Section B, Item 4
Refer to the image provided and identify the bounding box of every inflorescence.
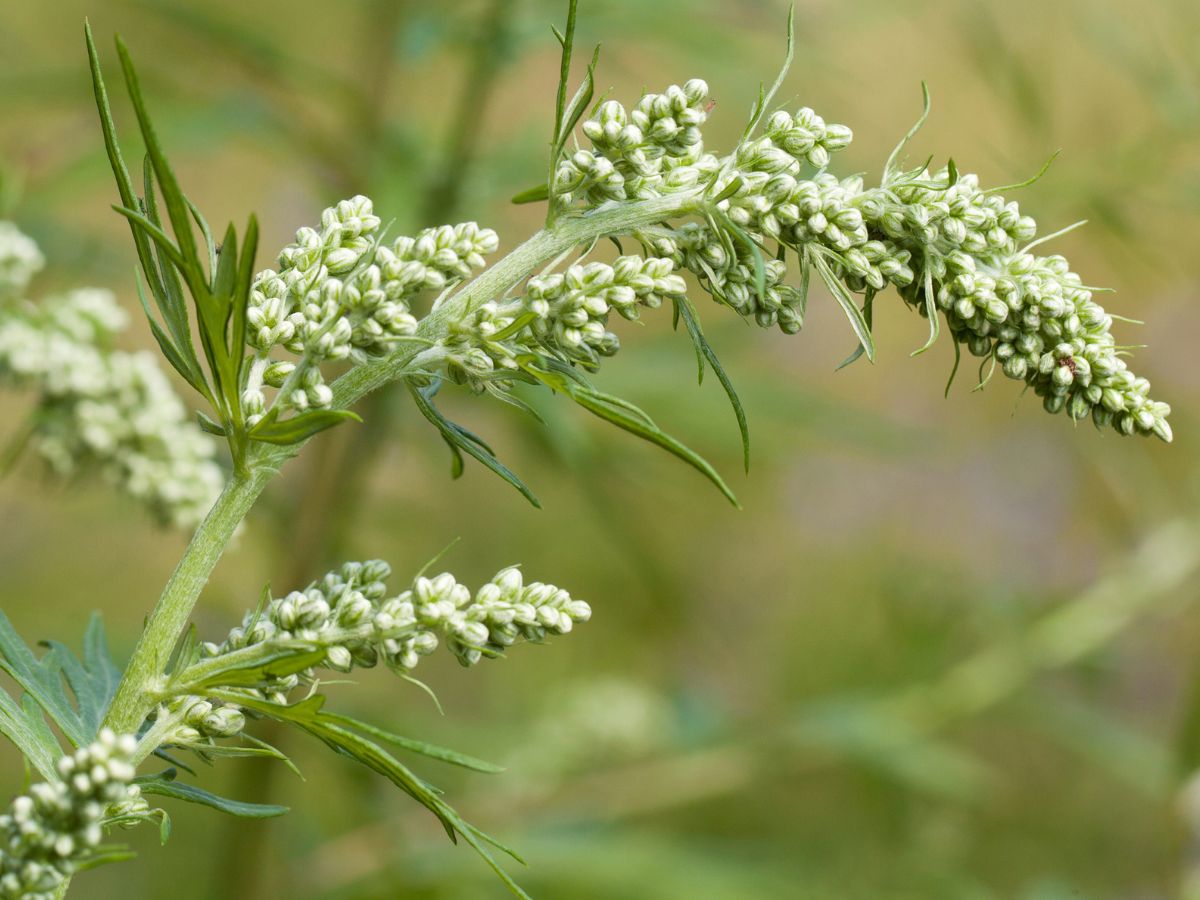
[0,223,224,527]
[162,561,591,746]
[243,197,498,424]
[0,731,143,900]
[377,78,1168,440]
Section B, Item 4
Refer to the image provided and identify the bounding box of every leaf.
[41,613,122,740]
[142,160,203,382]
[674,297,750,472]
[105,805,171,845]
[511,184,550,205]
[709,176,744,204]
[114,35,202,278]
[0,609,87,746]
[0,688,61,780]
[211,222,239,307]
[911,267,940,356]
[188,198,219,280]
[883,81,932,184]
[110,204,186,270]
[407,381,540,507]
[554,44,600,164]
[519,357,739,507]
[944,336,962,398]
[210,691,531,898]
[808,248,875,364]
[173,642,328,693]
[986,149,1061,195]
[195,410,227,436]
[712,210,767,310]
[249,408,362,446]
[239,732,303,779]
[551,0,580,148]
[136,771,289,818]
[134,267,208,395]
[320,712,504,774]
[231,213,259,384]
[835,290,876,371]
[72,847,138,872]
[86,23,186,340]
[741,4,796,141]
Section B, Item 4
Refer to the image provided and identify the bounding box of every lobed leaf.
[41,613,122,740]
[0,609,87,747]
[0,688,61,780]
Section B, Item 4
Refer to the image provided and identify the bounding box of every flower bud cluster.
[0,266,225,527]
[876,168,1171,439]
[650,226,807,333]
[243,196,498,421]
[0,221,44,298]
[165,697,248,744]
[762,107,853,170]
[176,561,590,739]
[557,79,719,205]
[0,730,142,899]
[555,76,1169,438]
[438,254,689,386]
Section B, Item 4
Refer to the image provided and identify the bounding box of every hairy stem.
[102,467,280,734]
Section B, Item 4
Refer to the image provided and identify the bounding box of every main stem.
[102,468,276,734]
[100,189,700,738]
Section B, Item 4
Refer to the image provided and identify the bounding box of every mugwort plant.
[0,2,1170,896]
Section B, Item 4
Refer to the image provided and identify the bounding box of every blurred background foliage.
[0,0,1197,896]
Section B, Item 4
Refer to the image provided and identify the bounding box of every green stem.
[98,188,700,742]
[102,466,280,734]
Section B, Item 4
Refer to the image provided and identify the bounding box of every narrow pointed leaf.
[552,0,579,147]
[136,773,288,818]
[809,248,874,363]
[675,297,751,472]
[884,81,932,183]
[511,184,550,205]
[114,35,201,274]
[249,409,361,446]
[40,614,121,740]
[520,358,738,507]
[912,267,939,356]
[835,290,876,370]
[741,5,795,140]
[408,382,540,507]
[321,712,504,773]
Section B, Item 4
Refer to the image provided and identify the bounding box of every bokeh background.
[1,0,1198,896]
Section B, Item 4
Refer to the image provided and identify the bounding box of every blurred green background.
[1,0,1198,896]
